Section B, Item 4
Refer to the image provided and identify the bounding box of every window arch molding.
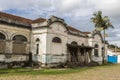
[0,32,6,40]
[52,37,62,43]
[0,31,8,40]
[36,38,40,42]
[81,43,84,46]
[12,35,28,42]
[71,41,78,46]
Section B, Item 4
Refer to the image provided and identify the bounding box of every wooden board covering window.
[0,41,5,53]
[13,43,27,54]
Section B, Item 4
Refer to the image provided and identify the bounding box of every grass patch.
[0,67,91,76]
[27,68,89,75]
[0,63,117,76]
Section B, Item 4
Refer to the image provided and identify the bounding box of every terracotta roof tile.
[0,11,33,24]
[0,11,92,34]
[32,18,46,23]
[67,26,82,33]
[83,32,91,34]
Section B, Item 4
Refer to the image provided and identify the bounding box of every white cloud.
[110,41,120,46]
[54,0,82,12]
[0,0,52,10]
[89,0,120,18]
[0,0,120,46]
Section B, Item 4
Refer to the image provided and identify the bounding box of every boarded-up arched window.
[52,37,61,43]
[0,32,6,53]
[12,35,28,54]
[0,32,6,40]
[94,44,99,57]
[13,35,27,42]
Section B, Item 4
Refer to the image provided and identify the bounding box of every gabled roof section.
[32,18,46,23]
[48,16,65,25]
[0,12,92,36]
[67,26,89,37]
[67,26,82,33]
[92,30,103,42]
[0,11,32,27]
[51,16,64,21]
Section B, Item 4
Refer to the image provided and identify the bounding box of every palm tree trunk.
[102,29,105,64]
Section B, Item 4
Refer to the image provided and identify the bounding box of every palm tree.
[91,11,114,64]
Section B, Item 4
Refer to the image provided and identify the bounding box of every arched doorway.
[69,41,78,62]
[0,32,6,53]
[12,35,28,54]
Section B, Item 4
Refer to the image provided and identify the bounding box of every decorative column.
[84,48,86,64]
[26,42,30,61]
[67,47,71,62]
[88,49,93,62]
[26,42,30,54]
[5,40,13,63]
[5,40,13,54]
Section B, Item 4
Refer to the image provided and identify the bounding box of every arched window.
[36,38,40,42]
[12,35,28,54]
[71,41,78,46]
[12,35,27,42]
[0,32,6,53]
[52,37,61,43]
[0,32,6,40]
[102,47,105,56]
[36,38,40,54]
[36,44,39,54]
[94,44,99,57]
[102,47,104,50]
[81,43,84,46]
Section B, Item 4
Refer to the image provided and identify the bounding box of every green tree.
[91,11,114,64]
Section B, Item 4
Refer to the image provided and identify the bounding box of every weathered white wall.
[67,34,88,46]
[92,34,102,56]
[46,22,68,63]
[91,34,103,63]
[117,55,120,63]
[0,54,5,61]
[31,20,106,65]
[0,24,30,41]
[31,21,47,28]
[0,24,31,62]
[31,28,48,62]
[0,24,31,53]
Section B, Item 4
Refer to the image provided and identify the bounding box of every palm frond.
[91,11,114,30]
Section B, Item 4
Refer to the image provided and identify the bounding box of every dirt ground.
[0,64,120,80]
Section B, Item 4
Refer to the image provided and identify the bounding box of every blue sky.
[0,0,120,46]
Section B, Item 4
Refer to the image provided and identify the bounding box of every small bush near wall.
[87,61,100,67]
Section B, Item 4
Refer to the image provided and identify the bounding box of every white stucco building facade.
[0,12,108,68]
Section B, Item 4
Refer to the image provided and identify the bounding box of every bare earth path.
[0,64,120,80]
